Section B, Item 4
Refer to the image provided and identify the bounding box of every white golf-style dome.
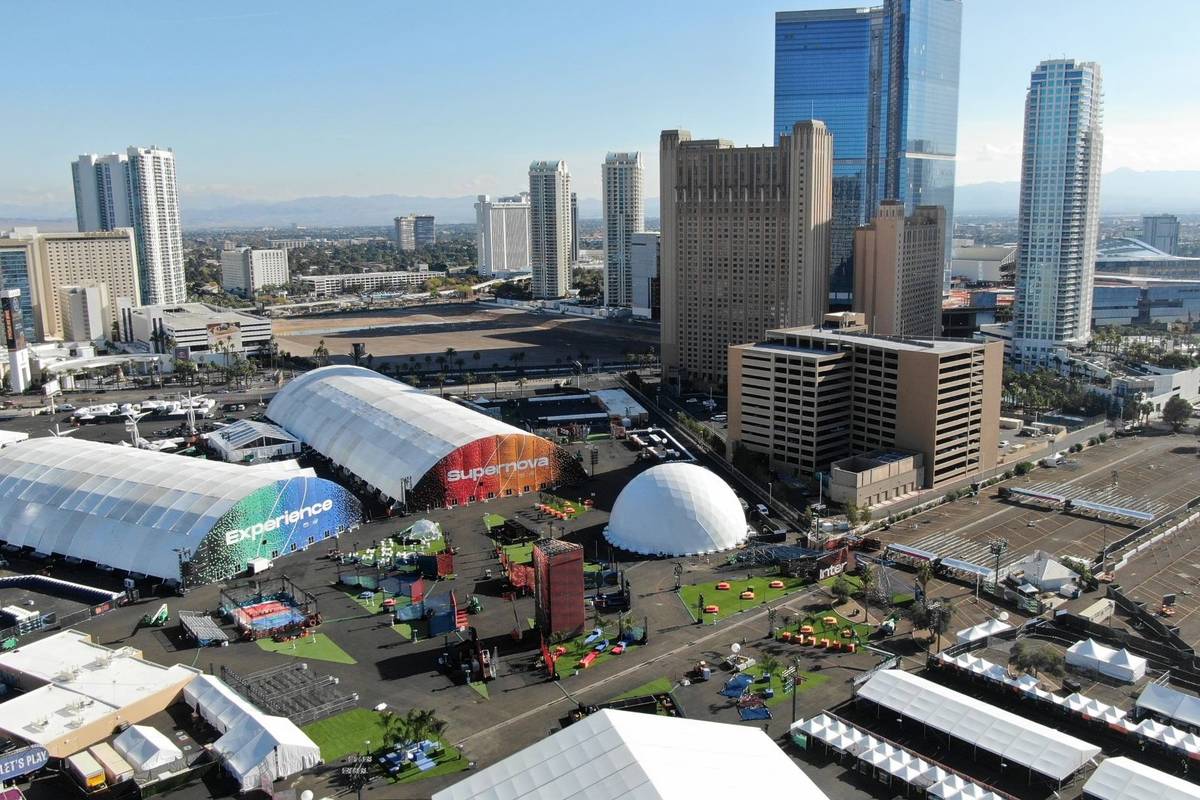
[605,463,748,556]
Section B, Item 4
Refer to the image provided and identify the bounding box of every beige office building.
[0,228,139,342]
[728,326,1001,489]
[853,202,945,337]
[660,122,832,389]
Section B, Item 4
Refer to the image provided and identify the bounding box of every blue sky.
[3,0,1196,211]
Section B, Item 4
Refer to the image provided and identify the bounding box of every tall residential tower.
[529,161,573,299]
[660,123,832,389]
[1012,59,1104,366]
[601,152,645,307]
[775,0,962,303]
[72,147,186,305]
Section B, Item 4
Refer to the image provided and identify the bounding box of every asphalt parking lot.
[883,432,1200,574]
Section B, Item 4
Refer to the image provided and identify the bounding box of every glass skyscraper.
[1012,60,1104,366]
[0,243,37,342]
[775,0,961,303]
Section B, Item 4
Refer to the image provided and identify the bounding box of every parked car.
[754,503,770,518]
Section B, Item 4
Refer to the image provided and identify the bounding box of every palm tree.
[312,339,330,367]
[515,376,527,397]
[472,351,481,365]
[915,561,933,610]
[859,565,876,622]
[405,373,419,387]
[464,372,476,396]
[488,372,501,397]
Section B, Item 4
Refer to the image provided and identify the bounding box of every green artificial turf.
[256,633,357,664]
[502,542,534,564]
[678,575,809,622]
[303,708,388,762]
[611,677,673,701]
[785,608,872,642]
[552,624,634,678]
[482,513,507,530]
[740,663,830,707]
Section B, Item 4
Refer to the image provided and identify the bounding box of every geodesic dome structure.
[604,463,748,556]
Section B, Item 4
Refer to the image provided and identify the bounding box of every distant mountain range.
[3,168,1196,230]
[955,168,1200,215]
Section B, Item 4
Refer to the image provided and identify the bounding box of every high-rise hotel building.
[601,152,645,307]
[529,161,573,299]
[660,123,833,389]
[72,147,185,305]
[1012,60,1103,366]
[775,0,962,302]
[474,194,531,277]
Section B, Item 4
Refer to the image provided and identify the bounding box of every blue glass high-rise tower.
[775,0,961,304]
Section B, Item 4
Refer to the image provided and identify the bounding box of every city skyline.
[2,0,1197,215]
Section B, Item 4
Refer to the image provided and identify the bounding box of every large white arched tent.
[268,365,583,508]
[604,463,749,556]
[0,437,361,584]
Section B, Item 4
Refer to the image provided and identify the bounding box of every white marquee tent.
[268,365,552,502]
[1065,639,1148,684]
[113,725,184,772]
[604,463,749,556]
[856,669,1101,782]
[0,437,307,580]
[955,618,1014,644]
[1136,683,1200,730]
[1082,756,1198,800]
[183,674,320,790]
[433,708,829,800]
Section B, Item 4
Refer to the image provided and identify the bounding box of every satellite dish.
[730,642,741,654]
[998,612,1010,622]
[301,792,314,800]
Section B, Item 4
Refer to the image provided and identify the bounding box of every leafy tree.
[1009,639,1064,677]
[830,575,852,604]
[312,339,330,367]
[915,561,933,609]
[1163,396,1194,431]
[845,503,861,525]
[758,653,781,678]
[1014,461,1033,476]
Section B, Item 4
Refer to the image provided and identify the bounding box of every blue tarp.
[738,706,772,721]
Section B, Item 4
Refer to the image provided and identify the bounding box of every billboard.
[206,321,242,352]
[412,433,585,508]
[0,293,25,351]
[0,745,49,782]
[190,476,361,583]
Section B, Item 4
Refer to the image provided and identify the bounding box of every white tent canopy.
[856,669,1101,781]
[1082,756,1199,800]
[1005,550,1078,591]
[956,618,1014,644]
[1136,683,1200,730]
[604,463,749,556]
[183,674,320,790]
[268,365,554,501]
[404,519,442,543]
[0,438,293,579]
[1066,639,1147,684]
[113,725,184,772]
[434,708,830,800]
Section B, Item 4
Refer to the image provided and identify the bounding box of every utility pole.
[988,538,1008,591]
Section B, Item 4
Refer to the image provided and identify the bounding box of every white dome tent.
[604,463,749,556]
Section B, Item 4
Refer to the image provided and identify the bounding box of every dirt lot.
[272,303,658,370]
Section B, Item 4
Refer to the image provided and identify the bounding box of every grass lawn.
[482,513,506,530]
[552,625,633,678]
[303,708,387,762]
[740,663,830,707]
[541,494,588,518]
[819,574,863,591]
[611,677,673,701]
[339,588,415,640]
[785,608,872,642]
[502,541,534,564]
[257,633,356,665]
[303,709,469,786]
[678,575,809,622]
[392,740,468,786]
